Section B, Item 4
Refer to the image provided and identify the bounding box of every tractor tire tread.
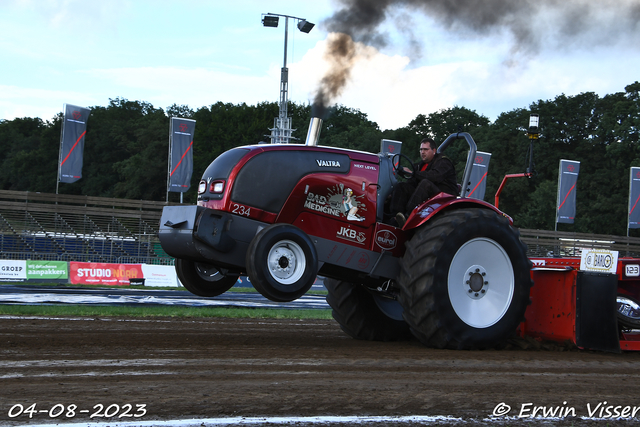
[325,278,412,342]
[397,208,532,350]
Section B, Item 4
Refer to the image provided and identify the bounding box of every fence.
[1,189,639,262]
[0,190,177,265]
[519,229,640,258]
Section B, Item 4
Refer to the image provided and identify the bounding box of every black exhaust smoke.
[313,0,640,112]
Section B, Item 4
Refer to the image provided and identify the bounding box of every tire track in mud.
[1,316,640,426]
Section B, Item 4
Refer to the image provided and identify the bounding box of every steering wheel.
[391,153,416,180]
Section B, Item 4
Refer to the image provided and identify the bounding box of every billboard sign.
[70,262,144,286]
[0,260,27,281]
[140,264,180,287]
[26,261,68,280]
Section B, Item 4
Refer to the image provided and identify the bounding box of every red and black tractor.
[159,117,533,350]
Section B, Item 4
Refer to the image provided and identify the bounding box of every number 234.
[232,204,251,217]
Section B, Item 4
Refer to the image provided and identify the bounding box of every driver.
[390,137,458,226]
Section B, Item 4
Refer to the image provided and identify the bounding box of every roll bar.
[437,132,477,199]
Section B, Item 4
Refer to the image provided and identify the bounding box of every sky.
[1,0,640,131]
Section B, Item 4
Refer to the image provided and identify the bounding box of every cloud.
[82,66,279,109]
[0,85,94,121]
[11,0,131,33]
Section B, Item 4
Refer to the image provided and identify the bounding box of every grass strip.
[0,304,333,320]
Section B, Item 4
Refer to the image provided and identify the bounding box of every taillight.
[210,180,225,193]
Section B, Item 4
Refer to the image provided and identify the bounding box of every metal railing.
[0,190,178,264]
[520,229,640,258]
[2,190,640,263]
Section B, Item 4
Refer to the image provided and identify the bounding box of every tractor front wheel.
[397,208,532,349]
[246,224,318,302]
[175,259,238,297]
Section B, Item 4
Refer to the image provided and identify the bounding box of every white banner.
[141,264,181,287]
[0,260,27,281]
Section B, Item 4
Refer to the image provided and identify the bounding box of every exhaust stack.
[305,117,323,146]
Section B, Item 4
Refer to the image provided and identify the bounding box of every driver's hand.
[403,167,412,173]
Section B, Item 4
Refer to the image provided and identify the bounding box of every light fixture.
[262,15,279,27]
[210,181,225,194]
[297,19,315,33]
[528,113,539,134]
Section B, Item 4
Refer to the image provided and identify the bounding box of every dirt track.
[2,315,640,426]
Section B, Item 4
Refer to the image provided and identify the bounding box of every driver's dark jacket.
[413,152,458,196]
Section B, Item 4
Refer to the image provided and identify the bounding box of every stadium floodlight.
[529,113,540,134]
[262,15,279,27]
[297,19,315,33]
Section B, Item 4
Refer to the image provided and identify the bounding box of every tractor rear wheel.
[175,258,238,297]
[325,278,412,341]
[397,208,532,349]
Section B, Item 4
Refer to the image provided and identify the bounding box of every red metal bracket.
[494,172,532,208]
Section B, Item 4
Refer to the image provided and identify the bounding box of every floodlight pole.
[494,114,539,209]
[276,15,291,145]
[262,13,314,144]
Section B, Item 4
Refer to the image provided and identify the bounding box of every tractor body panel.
[403,194,510,230]
[524,257,640,352]
[160,143,406,284]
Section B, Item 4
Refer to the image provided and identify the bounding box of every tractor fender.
[403,194,512,231]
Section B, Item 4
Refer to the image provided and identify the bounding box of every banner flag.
[380,139,402,157]
[556,159,580,224]
[168,118,196,192]
[467,151,491,200]
[629,167,640,229]
[58,104,90,184]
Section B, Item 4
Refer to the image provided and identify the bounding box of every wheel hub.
[448,237,515,329]
[277,253,290,269]
[271,247,295,279]
[195,263,223,281]
[266,240,306,285]
[465,265,488,300]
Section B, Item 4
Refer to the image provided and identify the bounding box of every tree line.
[1,81,639,236]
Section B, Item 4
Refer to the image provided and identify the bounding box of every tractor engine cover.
[229,150,350,214]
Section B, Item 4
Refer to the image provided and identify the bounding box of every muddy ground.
[1,316,640,426]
